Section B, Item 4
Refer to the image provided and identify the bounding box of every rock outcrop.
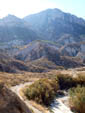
[0,84,32,113]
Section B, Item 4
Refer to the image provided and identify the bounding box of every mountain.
[15,40,83,69]
[0,49,58,73]
[60,42,85,61]
[0,84,31,113]
[0,49,29,73]
[0,8,85,71]
[0,15,38,48]
[24,8,85,44]
[23,8,85,62]
[0,8,85,49]
[0,9,85,48]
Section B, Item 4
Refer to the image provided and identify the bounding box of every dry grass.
[29,101,49,113]
[0,72,40,87]
[0,67,83,112]
[0,66,85,87]
[0,70,60,87]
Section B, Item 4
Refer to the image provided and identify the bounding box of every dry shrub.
[75,73,85,86]
[57,74,76,89]
[25,78,59,106]
[69,85,85,113]
[56,73,85,89]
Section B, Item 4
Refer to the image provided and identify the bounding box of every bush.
[57,73,85,90]
[57,74,76,89]
[69,85,85,113]
[75,73,85,86]
[25,78,59,106]
[0,82,4,90]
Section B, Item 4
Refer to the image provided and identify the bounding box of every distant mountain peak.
[40,8,63,13]
[1,14,22,24]
[3,14,20,20]
[0,14,25,28]
[24,8,85,26]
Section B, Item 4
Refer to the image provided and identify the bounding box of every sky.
[0,0,85,19]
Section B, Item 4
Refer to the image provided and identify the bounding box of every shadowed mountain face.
[0,50,30,73]
[0,42,83,73]
[15,41,83,69]
[15,41,60,62]
[0,49,60,73]
[0,15,38,48]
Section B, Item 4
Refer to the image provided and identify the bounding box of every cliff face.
[0,84,32,113]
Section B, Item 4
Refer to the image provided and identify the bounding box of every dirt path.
[10,82,43,113]
[10,82,73,113]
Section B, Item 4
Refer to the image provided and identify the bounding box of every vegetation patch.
[69,85,85,113]
[57,74,75,89]
[75,73,85,86]
[25,78,59,106]
[57,73,85,90]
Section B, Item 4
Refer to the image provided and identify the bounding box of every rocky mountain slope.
[24,8,85,44]
[0,84,31,113]
[0,49,59,73]
[0,15,38,48]
[60,42,85,61]
[0,8,85,48]
[0,8,85,71]
[15,40,83,69]
[0,49,30,73]
[23,9,85,62]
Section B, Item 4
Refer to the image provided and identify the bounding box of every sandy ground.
[50,96,73,113]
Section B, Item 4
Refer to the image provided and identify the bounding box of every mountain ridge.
[0,8,85,47]
[15,40,84,69]
[22,8,85,51]
[24,8,85,26]
[0,8,85,71]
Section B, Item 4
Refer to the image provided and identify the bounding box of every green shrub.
[25,78,59,106]
[69,85,85,113]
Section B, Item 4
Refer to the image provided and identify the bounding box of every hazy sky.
[0,0,85,19]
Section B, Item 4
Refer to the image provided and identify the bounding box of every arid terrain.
[0,7,85,113]
[0,67,85,113]
[0,67,85,87]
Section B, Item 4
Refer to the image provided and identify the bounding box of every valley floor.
[10,82,73,113]
[0,67,85,113]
